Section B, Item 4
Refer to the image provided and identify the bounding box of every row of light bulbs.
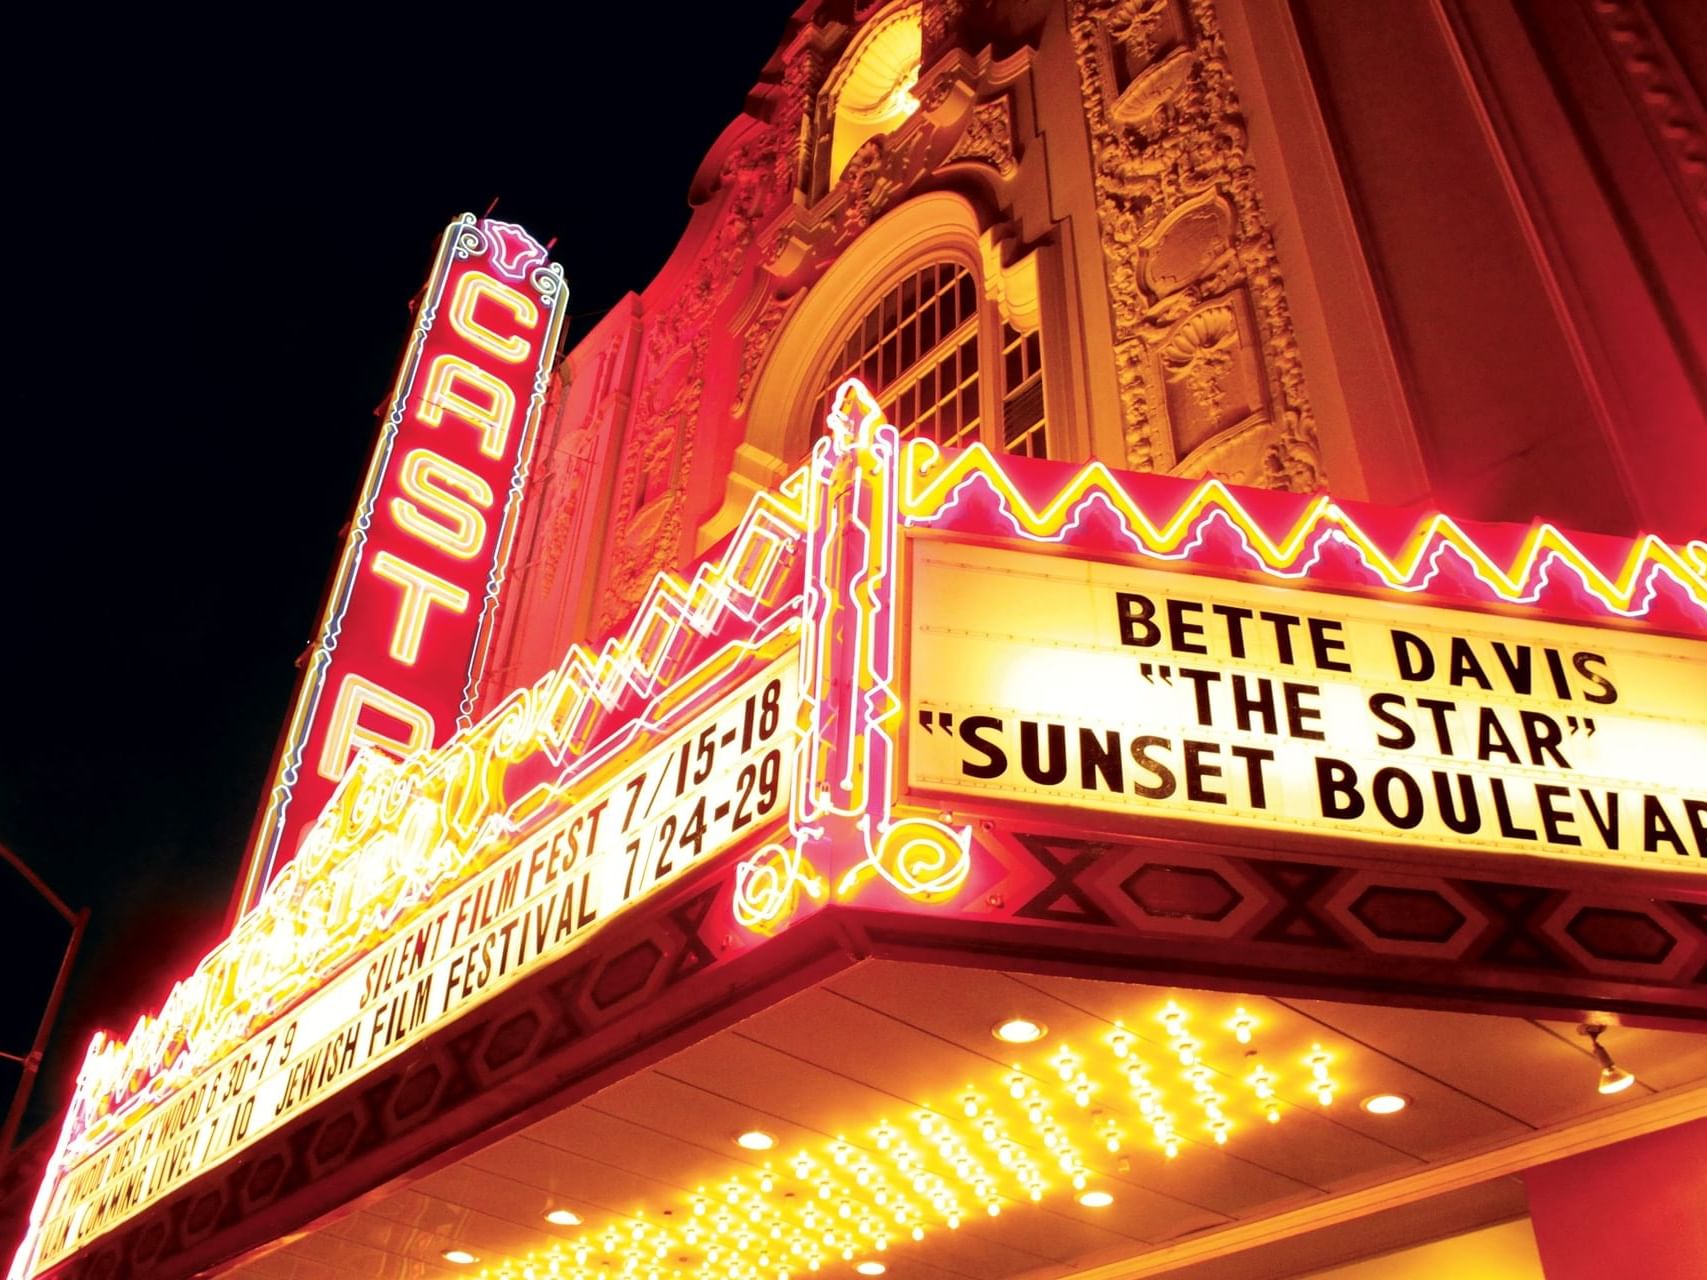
[443,1000,1387,1279]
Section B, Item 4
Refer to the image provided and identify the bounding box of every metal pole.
[0,842,76,925]
[0,842,86,1154]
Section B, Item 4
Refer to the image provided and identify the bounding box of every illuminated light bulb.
[1164,1139,1180,1159]
[1105,1133,1120,1154]
[874,1125,892,1151]
[947,1216,960,1231]
[1077,1190,1114,1209]
[962,1093,979,1118]
[1007,1074,1026,1100]
[1110,1028,1133,1058]
[1029,1186,1043,1202]
[546,1209,584,1228]
[1071,1171,1087,1191]
[1053,1050,1078,1082]
[1027,1103,1044,1125]
[1229,1009,1256,1045]
[1266,1105,1281,1125]
[838,1201,852,1220]
[1175,1038,1200,1067]
[738,1131,778,1152]
[918,1115,935,1137]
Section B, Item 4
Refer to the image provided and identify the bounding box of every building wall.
[478,0,1707,708]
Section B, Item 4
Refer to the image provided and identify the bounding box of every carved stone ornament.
[944,94,1018,176]
[1581,0,1707,239]
[1069,0,1322,489]
[597,120,796,632]
[733,293,795,415]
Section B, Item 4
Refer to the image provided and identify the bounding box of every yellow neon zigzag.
[899,439,1707,619]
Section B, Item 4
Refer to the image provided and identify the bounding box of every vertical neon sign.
[233,215,567,916]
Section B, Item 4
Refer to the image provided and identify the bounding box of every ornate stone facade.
[1069,0,1322,488]
[493,0,1334,688]
[595,125,796,635]
[1579,0,1707,239]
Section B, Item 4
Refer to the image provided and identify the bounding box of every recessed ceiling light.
[736,1129,777,1151]
[1077,1189,1114,1208]
[442,1249,478,1265]
[992,1017,1047,1044]
[545,1208,583,1226]
[856,1263,887,1276]
[1360,1093,1410,1115]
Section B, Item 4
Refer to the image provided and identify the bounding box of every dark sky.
[0,8,797,1140]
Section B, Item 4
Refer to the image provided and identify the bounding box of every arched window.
[810,260,1049,458]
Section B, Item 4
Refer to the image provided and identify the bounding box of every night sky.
[0,8,797,1140]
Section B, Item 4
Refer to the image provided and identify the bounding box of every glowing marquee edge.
[17,376,1707,1277]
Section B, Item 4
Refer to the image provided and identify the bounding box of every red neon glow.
[235,215,567,914]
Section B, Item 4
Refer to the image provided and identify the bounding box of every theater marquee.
[15,376,1707,1280]
[907,542,1705,870]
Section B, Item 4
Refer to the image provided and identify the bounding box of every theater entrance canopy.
[16,382,1707,1280]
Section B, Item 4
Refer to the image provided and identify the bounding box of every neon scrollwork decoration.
[732,379,977,936]
[732,841,827,934]
[838,814,973,904]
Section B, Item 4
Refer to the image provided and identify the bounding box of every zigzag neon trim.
[898,439,1707,620]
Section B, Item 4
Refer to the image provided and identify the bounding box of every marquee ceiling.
[224,961,1707,1280]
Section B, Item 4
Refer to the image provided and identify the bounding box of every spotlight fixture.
[856,1263,888,1276]
[545,1208,583,1226]
[441,1249,478,1265]
[1077,1189,1114,1208]
[736,1129,778,1150]
[993,1017,1046,1044]
[1580,1024,1637,1095]
[1359,1093,1409,1116]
